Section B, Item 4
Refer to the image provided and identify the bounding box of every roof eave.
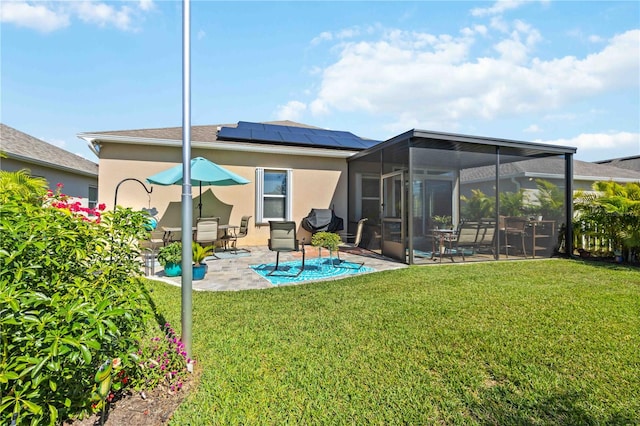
[350,129,577,162]
[5,152,98,178]
[574,174,640,183]
[410,129,577,154]
[77,134,359,159]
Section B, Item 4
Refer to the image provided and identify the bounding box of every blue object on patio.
[163,262,182,277]
[192,264,207,281]
[251,257,375,286]
[146,157,250,217]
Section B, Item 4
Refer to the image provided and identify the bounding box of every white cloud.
[73,2,134,31]
[303,26,639,129]
[311,31,333,46]
[536,132,640,151]
[524,124,542,133]
[311,26,375,46]
[197,29,206,40]
[138,0,154,12]
[471,0,526,17]
[274,101,307,121]
[0,1,69,33]
[489,16,510,33]
[1,0,153,33]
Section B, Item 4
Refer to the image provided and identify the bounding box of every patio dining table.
[162,224,239,250]
[161,226,196,246]
[431,229,456,263]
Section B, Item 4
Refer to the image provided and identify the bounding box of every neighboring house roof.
[595,155,640,172]
[1,123,98,177]
[462,157,640,184]
[78,120,380,159]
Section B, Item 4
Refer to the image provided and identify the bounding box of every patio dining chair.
[476,218,497,258]
[503,216,528,258]
[452,221,480,261]
[336,218,368,268]
[195,217,220,258]
[267,221,306,276]
[220,215,252,254]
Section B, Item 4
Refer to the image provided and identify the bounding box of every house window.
[255,168,293,224]
[88,186,98,210]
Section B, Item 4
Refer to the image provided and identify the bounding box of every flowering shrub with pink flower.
[45,183,106,222]
[0,173,192,425]
[132,322,192,393]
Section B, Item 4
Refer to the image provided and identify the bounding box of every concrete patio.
[145,245,407,291]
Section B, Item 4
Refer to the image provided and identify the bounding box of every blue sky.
[2,1,639,163]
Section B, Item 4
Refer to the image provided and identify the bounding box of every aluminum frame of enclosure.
[347,129,576,265]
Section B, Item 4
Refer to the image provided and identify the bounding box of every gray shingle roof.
[462,157,640,182]
[79,120,324,143]
[595,155,640,172]
[1,123,98,176]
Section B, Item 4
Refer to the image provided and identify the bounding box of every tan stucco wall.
[98,143,348,246]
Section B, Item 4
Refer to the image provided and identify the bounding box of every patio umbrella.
[146,157,250,217]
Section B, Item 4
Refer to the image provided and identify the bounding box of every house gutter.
[77,134,358,159]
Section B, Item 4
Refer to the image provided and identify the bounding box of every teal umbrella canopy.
[147,157,249,187]
[146,157,250,217]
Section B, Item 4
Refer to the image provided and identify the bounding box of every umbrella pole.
[199,182,202,218]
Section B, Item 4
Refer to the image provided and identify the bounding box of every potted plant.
[192,242,214,280]
[431,215,452,230]
[157,242,182,277]
[311,231,342,266]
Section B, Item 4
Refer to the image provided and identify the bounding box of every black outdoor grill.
[301,208,344,234]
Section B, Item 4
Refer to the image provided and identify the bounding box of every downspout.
[510,177,521,192]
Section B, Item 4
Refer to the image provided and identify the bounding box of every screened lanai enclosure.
[347,130,576,265]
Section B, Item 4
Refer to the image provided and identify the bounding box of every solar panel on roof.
[237,121,264,131]
[282,125,311,134]
[251,129,284,142]
[282,132,312,144]
[307,135,345,148]
[217,127,252,140]
[218,121,381,150]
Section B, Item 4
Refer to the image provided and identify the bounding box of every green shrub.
[311,231,342,252]
[157,242,182,267]
[574,181,640,262]
[192,242,214,266]
[0,184,159,424]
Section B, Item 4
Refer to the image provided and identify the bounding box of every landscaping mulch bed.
[66,374,195,426]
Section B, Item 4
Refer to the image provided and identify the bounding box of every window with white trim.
[88,186,98,210]
[255,168,293,224]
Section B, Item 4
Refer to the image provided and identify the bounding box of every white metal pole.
[181,0,193,360]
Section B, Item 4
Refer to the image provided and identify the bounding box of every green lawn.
[144,259,640,425]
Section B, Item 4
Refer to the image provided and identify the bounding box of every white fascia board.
[574,175,640,183]
[77,134,357,159]
[525,172,639,183]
